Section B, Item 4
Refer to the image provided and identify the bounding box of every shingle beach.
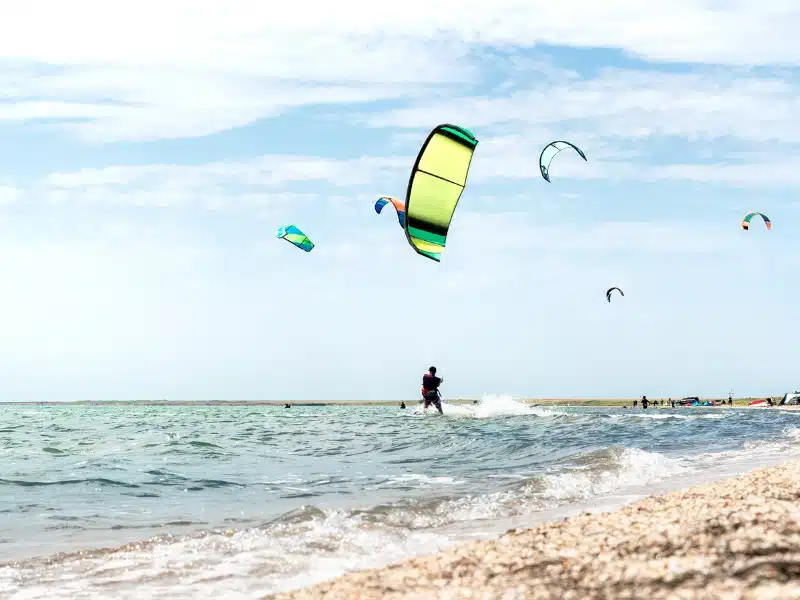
[269,462,800,600]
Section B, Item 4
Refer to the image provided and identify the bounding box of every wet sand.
[269,462,800,600]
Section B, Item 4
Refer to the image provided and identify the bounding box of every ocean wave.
[607,411,728,421]
[0,477,138,489]
[2,405,799,599]
[0,443,693,598]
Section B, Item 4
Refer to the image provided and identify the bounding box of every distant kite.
[539,141,587,183]
[374,196,406,228]
[276,225,314,252]
[741,211,771,231]
[606,287,624,302]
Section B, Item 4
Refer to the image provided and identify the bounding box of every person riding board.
[422,366,443,414]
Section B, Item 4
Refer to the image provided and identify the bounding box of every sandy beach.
[269,462,800,600]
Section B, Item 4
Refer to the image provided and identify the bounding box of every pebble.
[267,463,800,600]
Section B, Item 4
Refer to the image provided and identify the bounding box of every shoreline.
[269,461,800,600]
[0,397,784,407]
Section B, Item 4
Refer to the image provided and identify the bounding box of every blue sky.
[0,1,799,401]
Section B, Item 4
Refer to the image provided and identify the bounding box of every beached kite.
[741,211,771,231]
[276,225,314,252]
[539,141,587,183]
[403,124,478,262]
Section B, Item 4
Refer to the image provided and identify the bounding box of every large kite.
[403,124,478,262]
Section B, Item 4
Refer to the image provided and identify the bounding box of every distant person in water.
[728,395,733,407]
[422,366,443,414]
[285,403,291,408]
[400,401,406,409]
[641,395,649,409]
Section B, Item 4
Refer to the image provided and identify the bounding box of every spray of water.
[413,393,559,419]
[414,393,544,418]
[470,394,540,418]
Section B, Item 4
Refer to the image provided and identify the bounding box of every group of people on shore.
[630,395,735,409]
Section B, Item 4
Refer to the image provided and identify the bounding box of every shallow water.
[0,397,797,599]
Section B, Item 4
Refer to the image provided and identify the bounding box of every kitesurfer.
[400,401,406,409]
[422,366,443,414]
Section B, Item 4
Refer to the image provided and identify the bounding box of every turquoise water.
[0,397,798,599]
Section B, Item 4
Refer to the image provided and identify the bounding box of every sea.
[0,396,798,599]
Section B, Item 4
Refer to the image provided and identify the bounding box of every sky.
[0,1,799,401]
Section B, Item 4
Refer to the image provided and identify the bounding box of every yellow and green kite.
[403,124,478,262]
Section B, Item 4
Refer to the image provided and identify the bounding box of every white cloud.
[0,1,799,141]
[13,137,799,218]
[626,160,800,186]
[8,153,470,213]
[466,135,800,187]
[49,79,436,143]
[450,213,743,254]
[44,156,406,189]
[36,156,408,210]
[366,70,800,144]
[2,1,800,67]
[347,66,800,187]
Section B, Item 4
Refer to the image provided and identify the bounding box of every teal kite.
[741,212,771,231]
[539,141,587,182]
[277,225,314,252]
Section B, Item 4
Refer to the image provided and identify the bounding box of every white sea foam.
[415,394,553,419]
[384,473,466,486]
[541,447,689,502]
[0,512,452,599]
[471,394,536,418]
